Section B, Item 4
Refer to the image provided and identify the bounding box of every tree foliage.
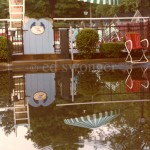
[95,5,117,17]
[0,0,150,19]
[0,0,9,18]
[25,0,52,18]
[54,0,81,18]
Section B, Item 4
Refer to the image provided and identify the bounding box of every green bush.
[76,28,99,58]
[0,36,12,60]
[100,42,125,58]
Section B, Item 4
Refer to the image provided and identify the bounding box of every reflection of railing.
[12,74,30,136]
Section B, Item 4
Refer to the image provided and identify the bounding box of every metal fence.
[0,20,24,56]
[0,17,150,58]
[53,18,150,51]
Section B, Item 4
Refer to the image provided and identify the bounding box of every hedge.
[0,36,13,60]
[100,42,125,58]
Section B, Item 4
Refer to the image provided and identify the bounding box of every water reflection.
[0,64,150,150]
[25,73,55,107]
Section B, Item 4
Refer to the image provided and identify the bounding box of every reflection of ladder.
[14,100,30,135]
[12,75,30,135]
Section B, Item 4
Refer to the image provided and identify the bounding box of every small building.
[113,12,135,25]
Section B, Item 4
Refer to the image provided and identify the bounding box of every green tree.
[0,71,12,107]
[25,0,57,18]
[0,0,9,19]
[54,0,81,18]
[95,5,117,17]
[95,0,146,17]
[119,0,139,13]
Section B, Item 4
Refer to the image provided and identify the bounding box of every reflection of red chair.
[125,32,149,63]
[125,67,149,92]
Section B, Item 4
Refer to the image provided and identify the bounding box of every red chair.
[125,32,149,63]
[125,67,149,92]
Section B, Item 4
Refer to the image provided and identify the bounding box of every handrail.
[53,17,150,21]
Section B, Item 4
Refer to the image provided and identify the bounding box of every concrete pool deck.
[1,58,125,66]
[1,57,150,71]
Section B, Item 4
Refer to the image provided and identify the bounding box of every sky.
[0,126,38,150]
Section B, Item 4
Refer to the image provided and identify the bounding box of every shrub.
[77,72,101,96]
[100,42,125,58]
[76,28,99,58]
[0,36,12,60]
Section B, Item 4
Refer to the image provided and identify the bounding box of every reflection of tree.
[77,71,102,97]
[104,102,150,149]
[0,71,13,107]
[27,103,88,149]
[0,110,14,135]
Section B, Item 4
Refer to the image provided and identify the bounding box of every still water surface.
[0,63,150,150]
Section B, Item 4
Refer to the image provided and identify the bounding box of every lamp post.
[84,10,88,17]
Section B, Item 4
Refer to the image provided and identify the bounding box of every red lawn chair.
[125,32,149,63]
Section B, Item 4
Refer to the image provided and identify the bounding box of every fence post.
[147,19,150,51]
[60,28,70,59]
[127,23,130,32]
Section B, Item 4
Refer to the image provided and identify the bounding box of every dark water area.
[0,63,150,150]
